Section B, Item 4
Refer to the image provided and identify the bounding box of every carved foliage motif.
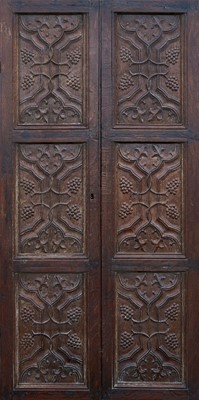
[115,272,184,385]
[16,273,86,386]
[116,143,183,255]
[17,144,85,255]
[115,14,183,126]
[18,15,85,125]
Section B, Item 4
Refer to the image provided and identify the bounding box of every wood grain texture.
[16,273,86,387]
[17,143,86,256]
[0,1,101,399]
[1,0,199,399]
[116,143,183,255]
[101,2,199,399]
[115,14,184,127]
[115,272,184,386]
[17,14,86,126]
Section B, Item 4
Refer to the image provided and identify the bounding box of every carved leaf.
[18,144,85,256]
[116,272,184,385]
[115,14,183,126]
[116,143,183,255]
[16,273,86,386]
[18,14,85,126]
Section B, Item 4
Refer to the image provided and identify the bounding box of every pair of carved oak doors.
[0,0,199,399]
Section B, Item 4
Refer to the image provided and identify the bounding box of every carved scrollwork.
[115,272,184,385]
[18,14,86,125]
[17,144,86,255]
[116,143,183,255]
[16,273,86,386]
[115,14,183,126]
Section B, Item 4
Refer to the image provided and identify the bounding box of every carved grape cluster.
[166,76,179,91]
[67,307,82,323]
[120,176,133,194]
[20,333,34,350]
[67,178,81,194]
[166,47,180,65]
[21,205,34,221]
[120,305,134,321]
[165,303,180,321]
[165,333,179,350]
[21,48,34,64]
[21,74,35,90]
[66,75,81,91]
[166,178,180,195]
[120,46,132,62]
[120,73,134,90]
[67,47,81,64]
[21,306,34,322]
[66,205,81,221]
[67,333,81,350]
[20,178,35,194]
[119,202,132,219]
[120,331,134,349]
[166,204,179,220]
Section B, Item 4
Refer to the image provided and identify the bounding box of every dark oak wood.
[101,1,199,400]
[0,0,199,399]
[0,0,101,399]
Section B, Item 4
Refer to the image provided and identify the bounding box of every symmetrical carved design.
[115,14,184,126]
[17,144,86,255]
[116,143,183,255]
[115,272,184,385]
[16,273,86,386]
[18,14,86,125]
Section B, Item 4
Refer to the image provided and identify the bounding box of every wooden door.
[0,1,199,400]
[0,0,101,399]
[101,1,199,400]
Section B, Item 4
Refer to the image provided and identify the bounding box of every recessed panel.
[115,272,184,386]
[17,144,86,256]
[16,273,87,387]
[17,14,86,126]
[116,143,184,255]
[115,14,184,127]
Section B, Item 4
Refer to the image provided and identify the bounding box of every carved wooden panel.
[16,273,86,387]
[17,144,86,255]
[115,272,184,386]
[17,14,86,126]
[115,14,184,126]
[116,143,183,255]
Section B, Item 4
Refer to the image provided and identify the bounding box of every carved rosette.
[17,144,86,256]
[116,143,183,255]
[16,273,86,387]
[115,14,184,126]
[115,272,184,385]
[18,14,86,126]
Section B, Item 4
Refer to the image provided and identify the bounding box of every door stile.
[0,1,14,397]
